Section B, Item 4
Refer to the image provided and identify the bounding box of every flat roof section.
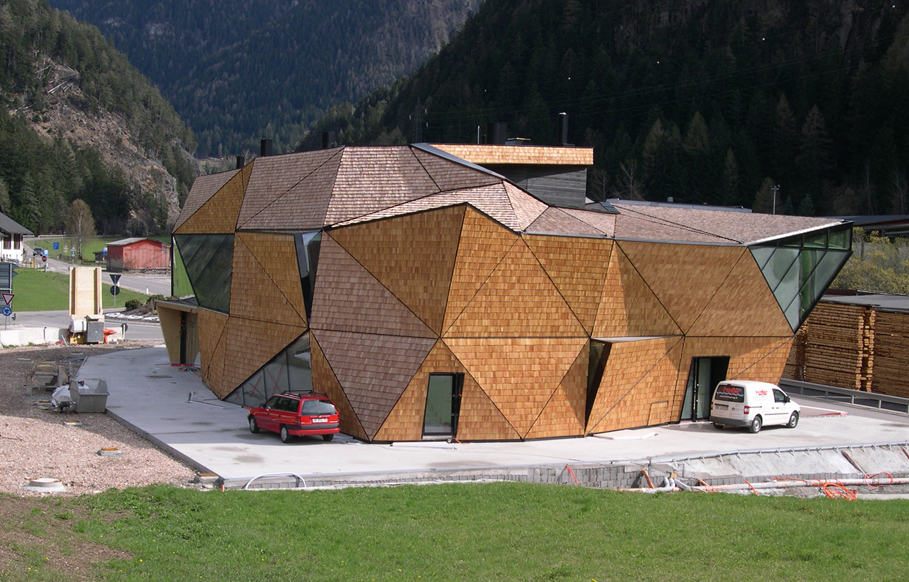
[429,144,594,166]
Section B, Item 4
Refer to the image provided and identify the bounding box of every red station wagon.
[246,393,340,443]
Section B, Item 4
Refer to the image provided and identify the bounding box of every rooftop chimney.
[321,131,337,149]
[236,155,245,169]
[486,122,506,145]
[260,139,272,157]
[558,112,570,146]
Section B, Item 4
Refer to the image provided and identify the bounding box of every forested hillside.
[305,0,909,217]
[49,0,482,157]
[0,0,196,235]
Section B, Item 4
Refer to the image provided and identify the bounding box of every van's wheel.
[322,434,334,442]
[787,411,799,428]
[280,425,291,443]
[712,423,723,429]
[748,416,762,434]
[248,417,259,433]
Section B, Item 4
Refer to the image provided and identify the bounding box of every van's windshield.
[714,384,745,403]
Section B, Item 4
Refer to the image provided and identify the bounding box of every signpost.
[110,273,121,307]
[1,289,12,329]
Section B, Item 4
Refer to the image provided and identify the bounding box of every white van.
[709,380,800,433]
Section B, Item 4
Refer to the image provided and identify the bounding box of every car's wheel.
[248,417,259,433]
[713,422,723,429]
[322,434,334,442]
[748,415,762,434]
[280,425,291,443]
[787,411,799,429]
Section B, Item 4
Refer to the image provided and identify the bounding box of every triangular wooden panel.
[219,316,308,397]
[525,340,589,439]
[457,375,522,441]
[331,206,465,335]
[240,232,308,325]
[445,239,586,338]
[316,330,437,440]
[174,170,239,232]
[412,148,502,192]
[311,332,367,441]
[198,309,229,396]
[586,337,682,434]
[325,147,440,226]
[238,152,342,231]
[619,242,745,333]
[687,252,793,337]
[525,235,613,334]
[309,235,436,338]
[229,237,306,327]
[526,208,606,237]
[442,208,518,333]
[593,244,681,338]
[237,149,341,227]
[728,337,793,382]
[206,327,229,398]
[504,182,548,230]
[446,337,588,436]
[177,164,251,234]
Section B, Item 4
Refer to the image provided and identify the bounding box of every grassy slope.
[10,268,148,311]
[5,482,907,581]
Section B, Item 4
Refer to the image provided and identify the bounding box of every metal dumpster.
[69,379,109,413]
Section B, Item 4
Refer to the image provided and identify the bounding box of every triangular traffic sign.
[1,293,13,306]
[110,273,122,285]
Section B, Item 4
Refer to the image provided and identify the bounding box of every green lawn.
[2,483,907,581]
[8,267,149,311]
[27,236,169,265]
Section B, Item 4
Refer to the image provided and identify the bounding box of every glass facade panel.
[772,254,801,320]
[797,250,850,322]
[171,239,194,298]
[749,247,775,271]
[803,231,827,249]
[423,375,454,436]
[295,231,322,320]
[763,248,799,293]
[223,333,313,407]
[174,234,234,313]
[828,226,852,250]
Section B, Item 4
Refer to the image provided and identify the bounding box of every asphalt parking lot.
[76,346,909,490]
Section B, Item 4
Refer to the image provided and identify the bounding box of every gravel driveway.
[0,342,197,496]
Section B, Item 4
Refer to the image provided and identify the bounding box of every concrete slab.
[76,347,909,490]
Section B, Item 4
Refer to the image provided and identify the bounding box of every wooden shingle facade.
[167,144,853,441]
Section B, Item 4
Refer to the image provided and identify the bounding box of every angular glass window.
[586,341,610,426]
[294,231,322,320]
[171,238,194,298]
[173,234,234,314]
[224,333,313,407]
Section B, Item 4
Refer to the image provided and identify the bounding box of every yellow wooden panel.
[670,336,794,420]
[198,309,229,397]
[331,206,465,335]
[446,337,588,436]
[430,144,594,166]
[311,332,367,441]
[240,232,308,325]
[593,245,681,338]
[620,242,744,333]
[445,239,586,338]
[687,252,792,336]
[177,163,251,234]
[525,341,588,439]
[586,338,682,434]
[219,316,307,397]
[525,236,613,334]
[229,236,307,327]
[648,401,670,425]
[443,208,518,333]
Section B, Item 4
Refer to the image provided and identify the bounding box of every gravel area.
[0,342,197,496]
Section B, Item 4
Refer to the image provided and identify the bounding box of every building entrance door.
[680,356,729,421]
[422,374,463,439]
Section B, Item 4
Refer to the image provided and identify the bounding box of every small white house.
[0,211,31,264]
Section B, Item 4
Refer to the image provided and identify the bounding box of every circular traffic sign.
[42,255,47,263]
[110,285,120,296]
[1,306,11,317]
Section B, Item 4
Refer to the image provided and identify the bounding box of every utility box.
[69,379,109,413]
[86,320,105,344]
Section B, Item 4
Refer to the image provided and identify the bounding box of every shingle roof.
[0,212,31,236]
[180,146,849,244]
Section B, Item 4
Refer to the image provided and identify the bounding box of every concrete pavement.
[72,346,909,490]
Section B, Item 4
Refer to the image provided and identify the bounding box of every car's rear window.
[714,384,744,403]
[300,400,337,415]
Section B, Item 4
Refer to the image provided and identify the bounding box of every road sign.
[71,249,75,257]
[52,242,59,250]
[42,255,47,263]
[64,245,68,251]
[1,306,10,317]
[1,293,13,306]
[110,286,120,296]
[110,274,121,285]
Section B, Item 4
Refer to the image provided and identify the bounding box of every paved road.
[11,310,164,342]
[26,255,171,297]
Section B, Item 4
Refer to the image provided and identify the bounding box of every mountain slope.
[0,0,197,234]
[306,0,909,216]
[49,0,482,156]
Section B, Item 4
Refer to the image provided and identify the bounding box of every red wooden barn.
[107,238,170,272]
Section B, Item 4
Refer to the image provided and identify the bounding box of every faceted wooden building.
[164,144,851,442]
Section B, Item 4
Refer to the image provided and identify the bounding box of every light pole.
[771,184,780,214]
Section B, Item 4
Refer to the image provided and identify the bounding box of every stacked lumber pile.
[870,310,909,398]
[784,302,874,391]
